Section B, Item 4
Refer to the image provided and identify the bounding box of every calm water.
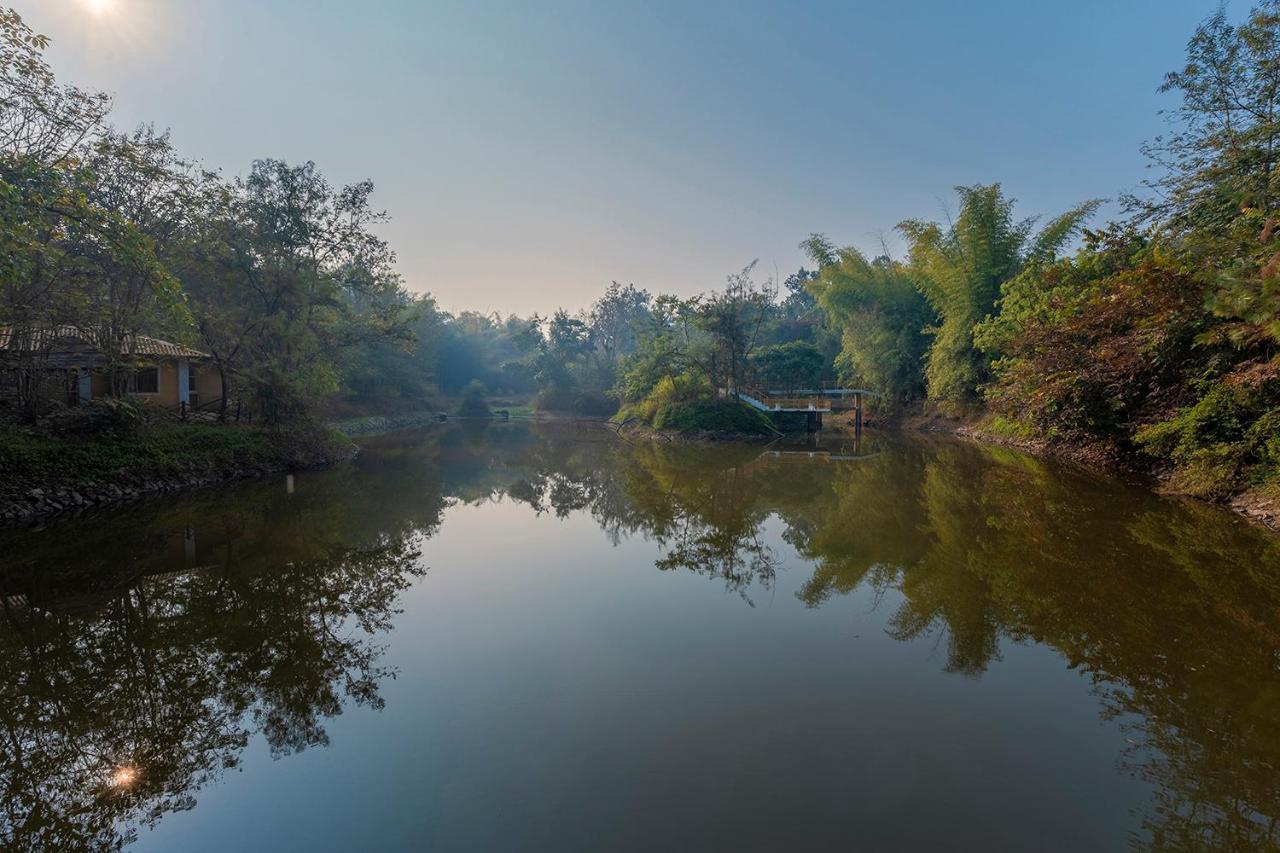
[2,423,1280,851]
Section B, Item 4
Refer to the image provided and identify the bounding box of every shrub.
[38,398,143,439]
[535,387,618,417]
[650,400,776,435]
[615,372,710,424]
[1135,360,1280,498]
[980,250,1207,448]
[457,380,492,418]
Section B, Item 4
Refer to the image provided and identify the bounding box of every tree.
[802,234,933,407]
[74,127,208,395]
[780,267,819,319]
[0,8,109,167]
[898,185,1099,410]
[749,340,825,390]
[1132,1,1280,247]
[585,281,650,377]
[0,13,186,416]
[186,159,405,422]
[691,260,774,395]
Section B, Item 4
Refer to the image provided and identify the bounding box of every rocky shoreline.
[0,433,357,528]
[615,422,783,444]
[330,410,446,437]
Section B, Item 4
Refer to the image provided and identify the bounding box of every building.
[0,326,224,410]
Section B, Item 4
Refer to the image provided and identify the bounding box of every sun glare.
[110,765,139,788]
[82,0,116,17]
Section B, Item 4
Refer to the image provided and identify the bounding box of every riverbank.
[948,415,1280,534]
[617,421,781,444]
[331,410,445,437]
[0,421,356,526]
[613,399,788,442]
[820,403,1279,533]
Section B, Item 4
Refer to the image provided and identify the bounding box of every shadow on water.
[1,422,1279,850]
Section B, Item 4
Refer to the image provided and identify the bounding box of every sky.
[14,0,1231,316]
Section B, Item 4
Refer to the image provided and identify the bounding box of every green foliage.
[963,3,1280,501]
[750,340,825,388]
[339,293,441,402]
[802,235,933,407]
[456,379,491,418]
[0,419,350,490]
[436,311,541,395]
[615,371,711,425]
[37,397,142,438]
[898,185,1100,411]
[1132,2,1280,246]
[650,400,775,435]
[978,238,1209,446]
[1135,365,1280,498]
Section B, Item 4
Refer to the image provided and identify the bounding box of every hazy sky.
[17,0,1225,315]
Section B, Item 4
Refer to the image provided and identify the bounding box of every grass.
[979,413,1038,440]
[0,420,353,496]
[649,400,777,435]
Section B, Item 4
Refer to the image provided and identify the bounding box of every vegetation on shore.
[797,3,1280,511]
[0,401,352,521]
[4,2,1280,510]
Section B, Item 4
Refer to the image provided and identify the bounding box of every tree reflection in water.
[481,427,1280,850]
[1,423,1279,850]
[0,457,440,851]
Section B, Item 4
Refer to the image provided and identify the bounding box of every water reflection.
[1,423,1279,850]
[0,465,438,850]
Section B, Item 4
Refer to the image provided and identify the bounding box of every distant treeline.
[2,2,1280,502]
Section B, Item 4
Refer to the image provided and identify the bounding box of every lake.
[2,422,1279,851]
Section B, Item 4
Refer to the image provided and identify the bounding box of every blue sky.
[18,0,1227,314]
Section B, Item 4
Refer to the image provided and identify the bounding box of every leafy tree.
[0,8,109,166]
[186,159,405,422]
[898,185,1099,411]
[1132,1,1280,248]
[691,260,774,395]
[802,234,933,407]
[584,281,650,381]
[0,15,186,416]
[749,340,825,389]
[436,311,541,396]
[457,378,491,417]
[779,266,819,319]
[339,291,441,403]
[977,232,1208,452]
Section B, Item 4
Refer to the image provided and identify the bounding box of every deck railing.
[739,387,832,412]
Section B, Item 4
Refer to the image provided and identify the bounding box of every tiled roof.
[0,326,209,359]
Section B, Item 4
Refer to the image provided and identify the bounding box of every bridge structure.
[732,382,873,432]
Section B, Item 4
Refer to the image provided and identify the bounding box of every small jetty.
[732,382,871,432]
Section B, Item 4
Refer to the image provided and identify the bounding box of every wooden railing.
[168,397,251,423]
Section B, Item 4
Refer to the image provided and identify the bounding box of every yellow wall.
[190,364,223,407]
[84,361,223,408]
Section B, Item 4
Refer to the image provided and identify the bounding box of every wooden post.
[854,392,863,440]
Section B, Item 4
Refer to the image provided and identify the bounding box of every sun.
[81,0,117,16]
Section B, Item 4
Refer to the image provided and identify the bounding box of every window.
[188,365,197,391]
[130,367,159,394]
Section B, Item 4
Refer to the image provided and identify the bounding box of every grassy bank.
[615,399,781,440]
[0,420,355,523]
[940,409,1280,533]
